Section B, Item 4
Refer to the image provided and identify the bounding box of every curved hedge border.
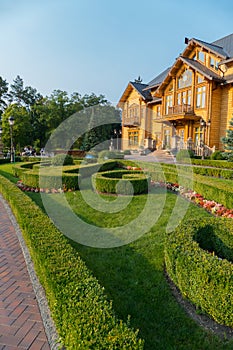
[165,217,233,327]
[92,170,150,195]
[0,174,144,349]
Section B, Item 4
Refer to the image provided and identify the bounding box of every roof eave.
[187,38,228,59]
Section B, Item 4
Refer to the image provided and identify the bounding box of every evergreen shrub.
[0,175,143,349]
[165,217,233,327]
[92,170,150,195]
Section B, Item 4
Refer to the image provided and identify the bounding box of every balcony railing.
[123,116,140,126]
[167,104,193,115]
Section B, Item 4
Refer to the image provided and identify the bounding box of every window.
[176,89,191,105]
[197,74,204,84]
[128,130,139,146]
[165,95,173,114]
[157,105,161,116]
[209,56,218,71]
[197,51,205,63]
[129,104,139,118]
[196,86,206,108]
[178,70,192,89]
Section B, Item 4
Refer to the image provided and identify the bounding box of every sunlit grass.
[1,162,233,349]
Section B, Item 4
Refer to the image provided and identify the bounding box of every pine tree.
[221,117,233,161]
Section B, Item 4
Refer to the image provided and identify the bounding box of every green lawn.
[1,162,233,349]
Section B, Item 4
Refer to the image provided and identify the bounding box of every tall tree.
[9,75,24,104]
[0,77,9,117]
[1,104,32,153]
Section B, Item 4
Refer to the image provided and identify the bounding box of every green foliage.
[221,117,233,160]
[51,154,74,166]
[191,158,233,168]
[98,150,124,161]
[93,170,150,195]
[210,150,225,160]
[0,175,143,349]
[176,149,194,162]
[165,217,233,327]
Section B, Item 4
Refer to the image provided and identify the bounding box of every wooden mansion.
[117,33,233,155]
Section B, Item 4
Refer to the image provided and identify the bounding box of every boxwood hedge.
[0,174,144,349]
[92,170,150,195]
[165,217,233,327]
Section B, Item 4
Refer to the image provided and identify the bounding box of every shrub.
[0,175,144,349]
[51,154,74,166]
[165,217,233,327]
[123,150,131,155]
[176,149,194,162]
[98,150,124,161]
[92,170,150,195]
[210,150,225,160]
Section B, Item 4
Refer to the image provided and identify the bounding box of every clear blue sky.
[1,0,233,104]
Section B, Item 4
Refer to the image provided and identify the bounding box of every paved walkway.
[124,149,176,163]
[0,196,51,350]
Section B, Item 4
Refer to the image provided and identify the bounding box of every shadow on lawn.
[69,216,232,350]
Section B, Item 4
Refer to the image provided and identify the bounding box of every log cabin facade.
[118,33,233,154]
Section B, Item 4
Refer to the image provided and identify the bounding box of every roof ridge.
[193,38,223,49]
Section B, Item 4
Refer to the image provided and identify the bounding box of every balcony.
[123,116,140,127]
[167,104,194,115]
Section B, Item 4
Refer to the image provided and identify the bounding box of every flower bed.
[151,181,233,219]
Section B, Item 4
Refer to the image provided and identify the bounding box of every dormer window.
[209,56,219,71]
[197,50,205,63]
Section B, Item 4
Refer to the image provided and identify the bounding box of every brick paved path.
[0,198,50,350]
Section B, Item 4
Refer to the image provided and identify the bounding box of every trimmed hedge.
[191,159,233,169]
[165,217,233,327]
[0,175,144,349]
[92,170,150,195]
[138,163,233,209]
[12,162,40,178]
[21,170,80,190]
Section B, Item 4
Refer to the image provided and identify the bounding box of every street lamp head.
[200,118,206,128]
[8,116,14,126]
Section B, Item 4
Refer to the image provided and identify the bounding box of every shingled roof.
[180,56,224,82]
[191,38,229,58]
[212,33,233,58]
[144,67,171,90]
[129,81,152,100]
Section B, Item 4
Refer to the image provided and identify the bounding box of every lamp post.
[0,126,3,158]
[200,118,211,159]
[114,129,122,150]
[8,116,14,163]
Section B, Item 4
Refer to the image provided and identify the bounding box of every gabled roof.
[117,81,152,106]
[180,57,224,82]
[190,38,229,58]
[130,81,152,100]
[144,67,171,90]
[156,55,225,96]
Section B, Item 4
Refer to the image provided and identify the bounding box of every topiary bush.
[165,217,233,327]
[92,170,150,195]
[51,154,74,166]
